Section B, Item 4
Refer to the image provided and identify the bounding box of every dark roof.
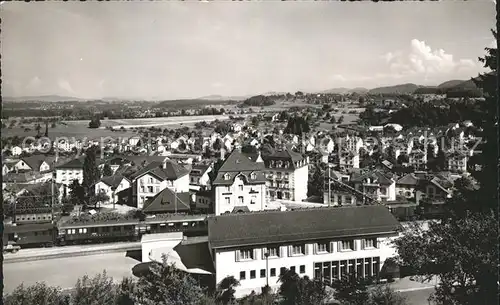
[190,164,210,176]
[396,173,419,186]
[99,175,128,190]
[261,146,305,163]
[129,159,189,181]
[142,187,191,214]
[3,172,44,183]
[56,157,85,169]
[232,206,250,213]
[350,170,393,185]
[20,155,54,171]
[107,155,167,166]
[173,241,215,273]
[212,150,266,185]
[208,205,400,249]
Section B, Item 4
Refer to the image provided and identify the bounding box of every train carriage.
[57,220,140,245]
[3,223,57,249]
[143,214,208,237]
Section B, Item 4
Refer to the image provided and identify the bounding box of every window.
[250,172,256,180]
[380,188,387,195]
[140,186,145,192]
[224,173,231,180]
[266,246,280,257]
[250,270,256,279]
[149,177,153,183]
[238,196,244,204]
[290,244,305,256]
[280,267,286,275]
[225,186,231,192]
[340,240,355,251]
[148,186,153,193]
[260,269,266,278]
[290,266,296,273]
[239,185,243,191]
[225,197,230,205]
[300,265,305,274]
[317,242,329,253]
[363,238,377,249]
[239,249,253,260]
[240,271,246,280]
[270,268,276,277]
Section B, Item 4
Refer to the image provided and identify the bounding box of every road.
[400,288,433,305]
[3,252,139,294]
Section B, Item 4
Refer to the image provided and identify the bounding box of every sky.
[1,1,496,100]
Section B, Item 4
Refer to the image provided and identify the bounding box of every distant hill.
[3,95,85,102]
[348,87,369,94]
[319,87,352,94]
[437,80,466,89]
[368,83,420,95]
[197,94,249,101]
[262,91,288,96]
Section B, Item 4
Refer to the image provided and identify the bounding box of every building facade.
[208,206,401,298]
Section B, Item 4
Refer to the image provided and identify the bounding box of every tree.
[73,271,117,305]
[35,123,42,135]
[83,146,100,201]
[331,273,371,305]
[278,269,328,305]
[394,212,498,305]
[307,163,325,199]
[215,276,240,305]
[88,117,101,129]
[44,122,49,137]
[337,115,344,124]
[102,164,113,177]
[115,277,137,305]
[133,255,205,305]
[69,179,85,206]
[3,282,70,305]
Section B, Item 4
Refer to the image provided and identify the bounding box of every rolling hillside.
[368,83,420,95]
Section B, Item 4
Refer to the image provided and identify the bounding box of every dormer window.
[224,173,231,180]
[250,172,256,180]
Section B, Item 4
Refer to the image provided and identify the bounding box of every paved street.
[3,252,139,294]
[400,288,434,305]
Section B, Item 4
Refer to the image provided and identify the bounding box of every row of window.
[224,185,260,193]
[223,173,257,181]
[314,257,380,284]
[266,172,290,179]
[236,239,379,261]
[16,215,52,221]
[239,265,306,281]
[140,186,160,193]
[224,196,257,205]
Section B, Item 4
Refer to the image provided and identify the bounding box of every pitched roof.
[142,187,191,214]
[99,175,128,189]
[129,159,189,181]
[261,146,305,163]
[190,164,211,176]
[208,205,400,249]
[350,170,393,185]
[20,155,54,171]
[396,173,420,186]
[212,150,267,185]
[56,157,85,169]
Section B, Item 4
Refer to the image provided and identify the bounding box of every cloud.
[26,76,42,90]
[329,74,346,82]
[211,82,224,88]
[58,79,75,94]
[384,39,482,78]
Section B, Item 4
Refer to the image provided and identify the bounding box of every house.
[408,149,427,170]
[419,175,453,203]
[211,149,267,215]
[339,135,363,154]
[208,205,401,298]
[11,146,22,156]
[128,159,190,209]
[14,155,53,173]
[142,187,191,214]
[447,152,468,173]
[192,190,214,213]
[94,175,131,204]
[350,170,396,202]
[13,181,65,224]
[55,157,85,186]
[338,151,360,171]
[395,173,420,199]
[262,146,309,202]
[189,163,212,190]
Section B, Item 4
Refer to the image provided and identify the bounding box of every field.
[1,115,234,140]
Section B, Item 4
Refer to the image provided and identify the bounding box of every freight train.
[3,214,209,252]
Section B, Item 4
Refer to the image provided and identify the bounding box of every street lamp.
[264,252,270,288]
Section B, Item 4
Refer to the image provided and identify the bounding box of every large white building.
[212,150,268,215]
[208,205,401,298]
[55,157,85,186]
[262,147,309,202]
[129,159,190,209]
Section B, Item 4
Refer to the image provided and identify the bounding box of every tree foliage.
[278,269,328,305]
[83,146,100,198]
[88,117,101,129]
[133,255,205,305]
[102,164,113,176]
[3,282,70,305]
[284,116,310,136]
